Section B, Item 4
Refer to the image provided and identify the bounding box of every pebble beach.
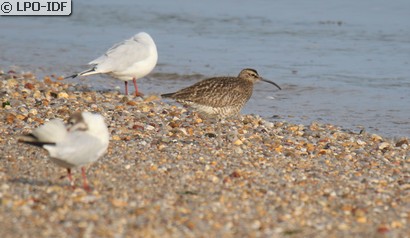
[0,70,409,237]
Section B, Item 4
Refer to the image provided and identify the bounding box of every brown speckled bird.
[161,68,281,118]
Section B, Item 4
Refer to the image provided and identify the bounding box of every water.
[1,0,409,138]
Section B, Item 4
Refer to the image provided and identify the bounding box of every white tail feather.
[31,119,67,143]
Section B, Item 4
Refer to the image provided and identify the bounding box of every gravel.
[0,70,409,237]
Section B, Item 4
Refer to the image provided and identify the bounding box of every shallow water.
[1,0,409,138]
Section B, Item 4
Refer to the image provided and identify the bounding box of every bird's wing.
[18,119,67,145]
[45,132,107,166]
[89,36,151,73]
[167,77,250,108]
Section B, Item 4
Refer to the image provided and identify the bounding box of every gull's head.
[67,112,88,132]
[68,112,109,142]
[134,32,155,45]
[133,32,158,66]
[238,68,281,90]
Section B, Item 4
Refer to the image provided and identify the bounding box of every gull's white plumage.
[44,112,109,168]
[29,119,67,144]
[19,112,109,191]
[68,32,158,95]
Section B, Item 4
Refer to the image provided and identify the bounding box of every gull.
[67,32,158,96]
[18,112,110,191]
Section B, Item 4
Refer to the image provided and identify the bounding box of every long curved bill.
[261,78,282,90]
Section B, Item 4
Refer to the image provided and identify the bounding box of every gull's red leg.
[81,167,91,192]
[133,77,144,97]
[67,168,75,189]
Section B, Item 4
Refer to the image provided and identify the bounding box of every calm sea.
[1,0,409,138]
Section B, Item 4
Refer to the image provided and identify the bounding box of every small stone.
[306,143,315,152]
[210,175,219,183]
[111,199,128,207]
[127,101,138,106]
[395,138,408,147]
[229,171,241,178]
[143,95,160,102]
[146,125,155,131]
[233,139,243,145]
[16,114,26,120]
[356,216,367,223]
[391,220,403,228]
[251,220,261,229]
[378,142,390,150]
[33,90,42,99]
[338,223,349,230]
[371,134,383,142]
[356,139,366,146]
[29,109,38,115]
[24,82,35,90]
[57,92,69,99]
[43,76,53,84]
[377,226,389,234]
[234,147,243,154]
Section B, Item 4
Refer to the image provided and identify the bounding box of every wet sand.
[0,70,409,237]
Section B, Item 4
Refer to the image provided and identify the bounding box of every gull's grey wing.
[89,35,151,73]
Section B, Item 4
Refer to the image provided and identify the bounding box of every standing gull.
[161,68,281,118]
[18,112,110,191]
[67,32,158,96]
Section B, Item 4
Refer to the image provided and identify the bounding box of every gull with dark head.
[67,32,158,96]
[18,112,110,191]
[161,68,281,118]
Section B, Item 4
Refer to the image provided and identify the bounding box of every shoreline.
[4,67,409,139]
[1,70,409,237]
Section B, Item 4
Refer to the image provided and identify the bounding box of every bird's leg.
[216,118,224,146]
[132,78,138,93]
[81,167,91,192]
[66,168,75,189]
[124,81,129,95]
[132,77,144,97]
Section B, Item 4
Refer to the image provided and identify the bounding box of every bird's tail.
[18,134,56,147]
[65,67,97,79]
[18,119,67,146]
